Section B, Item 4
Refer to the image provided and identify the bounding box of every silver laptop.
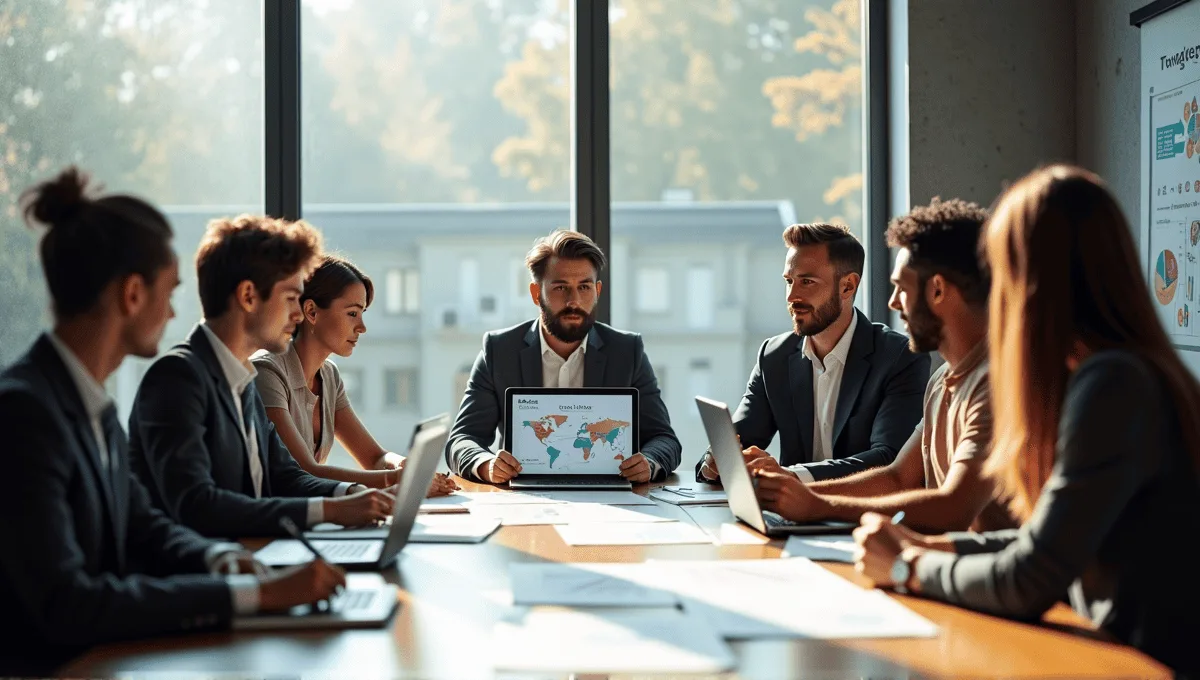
[695,396,856,537]
[255,418,451,569]
[233,572,398,630]
[504,387,636,490]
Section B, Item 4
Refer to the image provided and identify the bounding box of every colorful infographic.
[1149,80,1200,344]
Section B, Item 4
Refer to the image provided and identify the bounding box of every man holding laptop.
[446,229,681,486]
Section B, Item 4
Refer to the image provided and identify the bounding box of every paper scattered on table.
[555,521,715,546]
[418,493,471,514]
[408,514,501,543]
[650,557,938,639]
[470,502,673,526]
[518,490,657,506]
[649,486,729,505]
[492,609,735,675]
[449,491,565,506]
[509,562,679,606]
[781,535,857,563]
[711,522,771,545]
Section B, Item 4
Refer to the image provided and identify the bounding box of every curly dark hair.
[885,198,990,307]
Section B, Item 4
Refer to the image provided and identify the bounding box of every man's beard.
[903,294,943,353]
[540,299,595,343]
[791,292,843,337]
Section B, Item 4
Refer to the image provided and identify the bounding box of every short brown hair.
[195,214,324,318]
[524,229,607,283]
[885,198,989,306]
[782,223,864,278]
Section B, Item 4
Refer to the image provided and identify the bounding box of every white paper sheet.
[518,490,657,505]
[648,487,729,505]
[508,562,679,606]
[649,558,938,639]
[450,491,565,505]
[492,609,735,674]
[408,514,502,543]
[469,502,674,526]
[554,521,714,546]
[781,535,858,563]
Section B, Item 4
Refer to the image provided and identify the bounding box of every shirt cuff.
[471,454,494,482]
[225,575,260,616]
[307,497,325,527]
[788,465,816,483]
[648,459,661,481]
[204,542,246,572]
[333,482,354,497]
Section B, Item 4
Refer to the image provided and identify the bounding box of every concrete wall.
[906,0,1078,208]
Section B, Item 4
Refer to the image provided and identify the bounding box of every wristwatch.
[890,550,916,594]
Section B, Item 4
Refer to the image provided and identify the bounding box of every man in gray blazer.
[698,224,928,483]
[447,230,681,484]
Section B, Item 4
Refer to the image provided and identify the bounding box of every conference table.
[61,477,1170,679]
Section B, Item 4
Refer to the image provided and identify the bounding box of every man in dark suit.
[128,215,394,538]
[0,168,343,673]
[447,229,681,484]
[698,223,929,483]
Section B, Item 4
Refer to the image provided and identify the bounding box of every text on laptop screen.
[512,393,634,474]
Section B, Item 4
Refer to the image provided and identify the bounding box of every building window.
[385,268,420,315]
[636,267,670,313]
[383,368,418,409]
[688,358,712,414]
[340,367,364,408]
[687,266,715,329]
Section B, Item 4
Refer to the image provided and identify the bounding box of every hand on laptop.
[323,487,395,527]
[752,469,827,521]
[258,560,347,612]
[618,453,652,483]
[742,447,784,476]
[426,473,459,497]
[481,450,523,484]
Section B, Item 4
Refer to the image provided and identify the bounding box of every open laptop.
[233,572,398,631]
[695,396,856,537]
[255,418,464,569]
[504,387,637,490]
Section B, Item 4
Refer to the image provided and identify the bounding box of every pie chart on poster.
[1156,250,1179,305]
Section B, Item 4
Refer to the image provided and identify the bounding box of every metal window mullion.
[265,0,302,220]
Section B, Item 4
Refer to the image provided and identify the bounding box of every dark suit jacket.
[697,309,928,482]
[0,336,231,673]
[128,325,342,538]
[447,320,681,482]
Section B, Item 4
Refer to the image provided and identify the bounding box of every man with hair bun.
[0,168,344,673]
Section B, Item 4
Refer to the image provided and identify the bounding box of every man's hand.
[480,450,522,484]
[323,487,395,527]
[752,469,826,521]
[853,512,928,590]
[258,560,347,612]
[742,446,784,475]
[698,452,720,481]
[426,473,460,498]
[618,453,652,483]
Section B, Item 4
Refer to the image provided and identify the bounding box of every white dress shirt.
[199,324,350,526]
[789,313,858,483]
[46,332,261,615]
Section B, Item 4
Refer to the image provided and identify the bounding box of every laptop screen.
[505,388,639,475]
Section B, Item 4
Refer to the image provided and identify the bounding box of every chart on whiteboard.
[1149,74,1200,345]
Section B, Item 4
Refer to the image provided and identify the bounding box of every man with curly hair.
[749,200,1015,533]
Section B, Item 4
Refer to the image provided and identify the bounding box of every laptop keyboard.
[762,511,797,527]
[315,541,375,559]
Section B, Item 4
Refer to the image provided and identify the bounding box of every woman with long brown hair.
[854,165,1200,673]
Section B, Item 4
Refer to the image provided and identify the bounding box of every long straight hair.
[983,165,1200,520]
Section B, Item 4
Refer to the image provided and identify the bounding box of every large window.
[300,0,572,466]
[609,0,865,459]
[2,0,872,473]
[0,0,264,419]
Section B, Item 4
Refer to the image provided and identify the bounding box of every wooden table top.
[59,478,1170,679]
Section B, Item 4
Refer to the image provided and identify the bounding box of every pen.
[891,510,906,526]
[279,516,332,565]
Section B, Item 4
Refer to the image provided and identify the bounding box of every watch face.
[890,556,911,587]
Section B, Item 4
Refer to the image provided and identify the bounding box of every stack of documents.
[468,502,673,526]
[648,486,729,505]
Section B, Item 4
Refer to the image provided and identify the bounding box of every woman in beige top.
[254,256,456,495]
